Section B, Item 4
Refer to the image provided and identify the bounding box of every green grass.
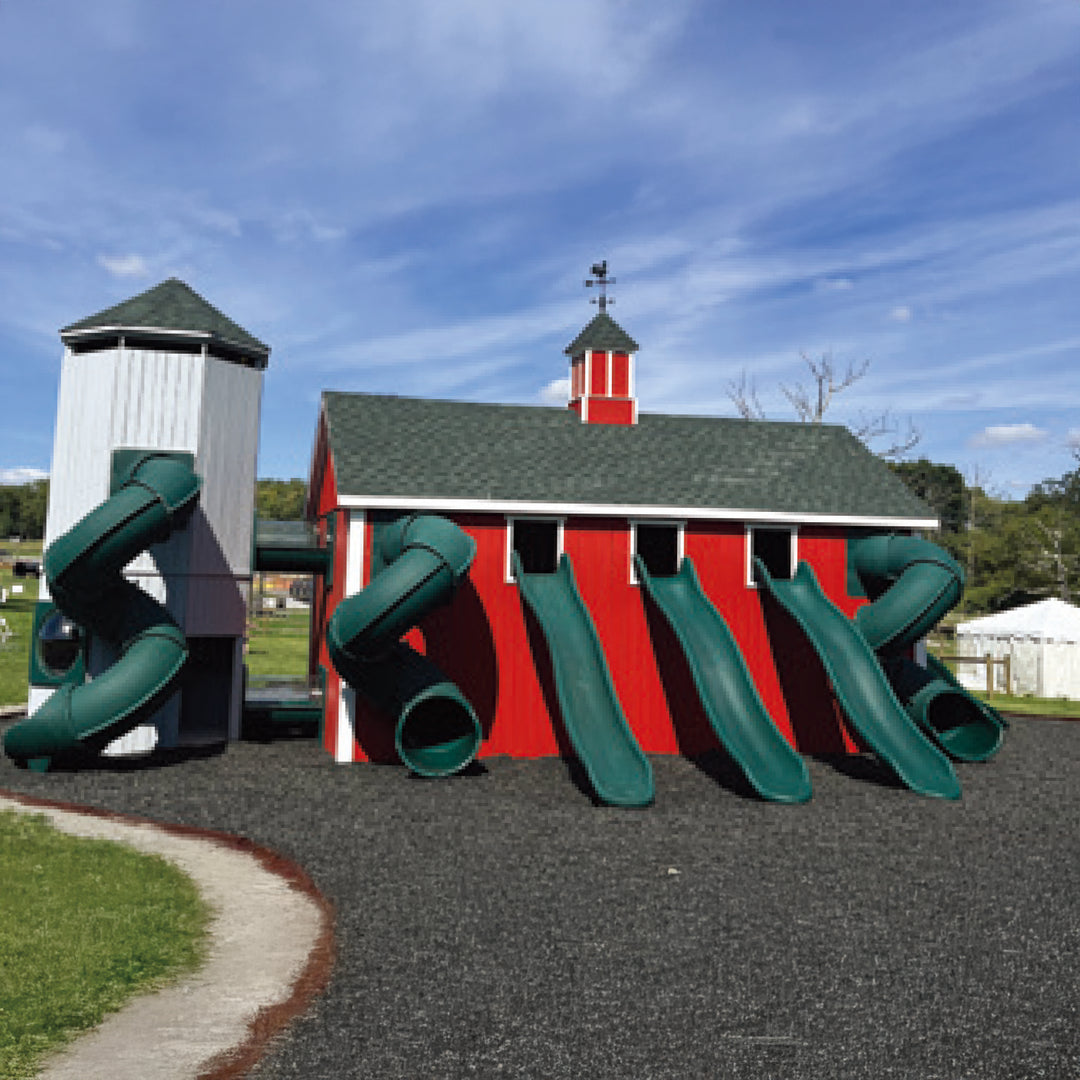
[971,692,1080,719]
[245,607,311,679]
[0,542,40,708]
[0,809,211,1080]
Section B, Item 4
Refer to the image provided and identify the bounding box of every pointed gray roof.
[61,278,269,366]
[564,312,639,355]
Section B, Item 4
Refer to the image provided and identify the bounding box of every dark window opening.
[512,520,558,575]
[751,528,793,584]
[635,524,679,577]
[36,612,82,677]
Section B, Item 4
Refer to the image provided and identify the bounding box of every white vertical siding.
[36,340,265,744]
[185,356,262,636]
[337,510,366,762]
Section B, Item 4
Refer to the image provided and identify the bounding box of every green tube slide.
[4,454,202,770]
[515,552,654,807]
[849,534,965,653]
[756,560,961,799]
[635,555,811,803]
[326,514,482,778]
[850,533,1004,761]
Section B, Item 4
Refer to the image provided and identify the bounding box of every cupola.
[564,261,639,425]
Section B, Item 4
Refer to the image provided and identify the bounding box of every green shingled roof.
[61,278,269,364]
[564,313,639,355]
[321,392,936,524]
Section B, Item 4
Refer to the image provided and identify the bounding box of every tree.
[727,352,919,460]
[890,459,965,534]
[0,479,48,539]
[255,478,307,521]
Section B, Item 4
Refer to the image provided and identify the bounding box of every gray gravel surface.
[2,717,1078,1080]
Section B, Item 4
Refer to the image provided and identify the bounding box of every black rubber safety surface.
[2,717,1078,1079]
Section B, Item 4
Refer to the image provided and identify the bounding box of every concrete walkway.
[0,792,333,1080]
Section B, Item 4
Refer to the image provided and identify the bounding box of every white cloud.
[0,467,48,484]
[888,305,913,323]
[1067,428,1080,449]
[97,253,150,278]
[539,377,570,405]
[816,277,854,292]
[970,423,1048,447]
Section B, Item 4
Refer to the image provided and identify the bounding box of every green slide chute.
[850,534,1004,762]
[327,514,482,778]
[515,552,654,807]
[757,560,961,800]
[635,555,811,803]
[4,454,202,770]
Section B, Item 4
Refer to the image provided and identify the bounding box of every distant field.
[245,607,311,679]
[0,542,41,708]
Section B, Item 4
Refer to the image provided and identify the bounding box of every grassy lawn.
[245,607,311,679]
[0,543,40,709]
[970,692,1080,719]
[0,809,210,1080]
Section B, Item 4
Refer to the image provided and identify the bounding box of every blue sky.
[1,0,1077,495]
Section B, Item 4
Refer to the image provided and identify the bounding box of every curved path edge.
[0,788,335,1080]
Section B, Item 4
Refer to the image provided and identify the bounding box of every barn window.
[631,522,682,582]
[748,526,796,586]
[508,518,562,579]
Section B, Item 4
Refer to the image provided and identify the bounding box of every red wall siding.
[589,351,608,394]
[611,352,630,397]
[582,397,635,425]
[308,434,346,760]
[329,512,865,763]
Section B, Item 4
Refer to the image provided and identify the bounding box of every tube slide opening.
[396,693,482,778]
[923,691,1003,762]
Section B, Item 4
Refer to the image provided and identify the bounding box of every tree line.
[891,457,1080,613]
[0,478,307,540]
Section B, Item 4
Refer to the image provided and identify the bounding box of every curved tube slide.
[327,514,481,777]
[4,454,202,769]
[757,560,961,799]
[515,552,654,807]
[850,534,1004,761]
[849,534,964,653]
[636,555,811,803]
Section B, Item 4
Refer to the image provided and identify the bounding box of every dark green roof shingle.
[564,313,639,355]
[61,278,269,364]
[322,392,935,523]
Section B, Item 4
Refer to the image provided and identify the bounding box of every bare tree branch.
[726,370,766,420]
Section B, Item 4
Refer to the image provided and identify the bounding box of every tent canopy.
[956,598,1080,643]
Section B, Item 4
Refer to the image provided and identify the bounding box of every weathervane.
[585,260,615,313]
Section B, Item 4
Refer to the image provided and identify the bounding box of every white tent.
[955,598,1080,699]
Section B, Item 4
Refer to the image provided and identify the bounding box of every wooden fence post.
[986,653,993,695]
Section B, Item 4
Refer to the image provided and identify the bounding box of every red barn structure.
[305,306,940,780]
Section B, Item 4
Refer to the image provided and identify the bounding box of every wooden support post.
[986,653,993,695]
[1003,653,1011,696]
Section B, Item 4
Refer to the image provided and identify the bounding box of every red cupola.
[565,261,639,425]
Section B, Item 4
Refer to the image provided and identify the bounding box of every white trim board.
[335,493,936,531]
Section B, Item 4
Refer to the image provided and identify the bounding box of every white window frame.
[505,515,566,583]
[629,519,685,585]
[745,523,799,588]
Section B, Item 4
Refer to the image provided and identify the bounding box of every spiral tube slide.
[850,534,1004,762]
[326,514,482,777]
[4,454,202,770]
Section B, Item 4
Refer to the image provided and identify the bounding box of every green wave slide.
[635,554,811,803]
[327,514,482,778]
[756,559,962,799]
[4,454,202,771]
[514,552,654,807]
